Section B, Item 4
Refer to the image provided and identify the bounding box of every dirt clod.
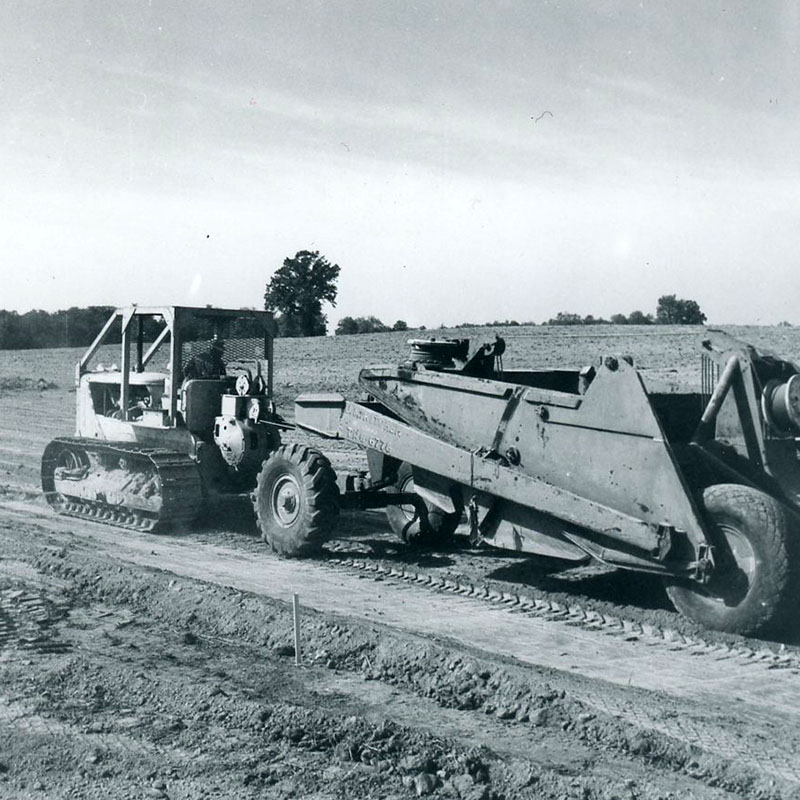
[451,773,476,795]
[495,705,517,720]
[414,771,438,795]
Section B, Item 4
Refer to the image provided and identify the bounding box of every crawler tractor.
[42,306,291,532]
[268,332,800,636]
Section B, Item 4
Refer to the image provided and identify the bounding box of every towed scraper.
[257,331,800,636]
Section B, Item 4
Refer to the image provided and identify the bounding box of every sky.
[2,1,799,327]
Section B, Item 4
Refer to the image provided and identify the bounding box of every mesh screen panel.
[181,337,265,372]
[180,314,268,374]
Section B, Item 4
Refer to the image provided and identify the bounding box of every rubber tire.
[664,484,797,636]
[252,444,339,557]
[385,462,461,547]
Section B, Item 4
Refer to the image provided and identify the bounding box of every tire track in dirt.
[0,699,161,758]
[0,607,14,650]
[0,581,71,658]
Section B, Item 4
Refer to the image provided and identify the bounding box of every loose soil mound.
[0,376,57,394]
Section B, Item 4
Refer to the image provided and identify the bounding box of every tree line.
[545,296,706,326]
[0,306,119,350]
[335,316,409,335]
[331,296,706,335]
[263,254,708,335]
[0,250,709,350]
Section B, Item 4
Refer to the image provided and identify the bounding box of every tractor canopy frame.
[76,306,275,428]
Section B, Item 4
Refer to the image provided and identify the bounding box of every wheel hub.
[398,474,417,522]
[706,523,757,605]
[271,475,302,526]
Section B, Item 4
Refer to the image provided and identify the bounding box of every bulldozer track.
[3,489,800,673]
[42,437,203,533]
[324,554,800,673]
[0,588,70,654]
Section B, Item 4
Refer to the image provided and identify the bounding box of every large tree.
[655,294,707,325]
[264,250,340,337]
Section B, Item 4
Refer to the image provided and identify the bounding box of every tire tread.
[665,483,796,635]
[252,444,339,557]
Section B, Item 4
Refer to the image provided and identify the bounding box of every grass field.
[4,323,800,405]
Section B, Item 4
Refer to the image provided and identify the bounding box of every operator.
[110,386,151,420]
[184,337,227,379]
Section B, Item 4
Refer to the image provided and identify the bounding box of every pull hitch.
[690,544,715,584]
[468,495,481,546]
